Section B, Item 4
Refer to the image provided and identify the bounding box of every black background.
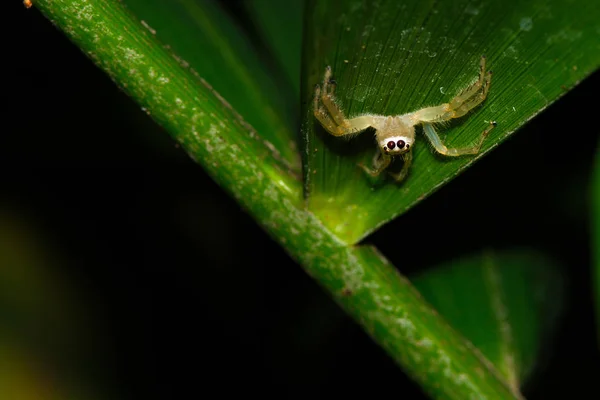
[2,1,599,399]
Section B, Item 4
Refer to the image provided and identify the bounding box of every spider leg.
[450,69,492,119]
[319,66,348,127]
[314,84,347,135]
[359,150,392,177]
[388,151,413,182]
[313,66,376,137]
[410,55,493,124]
[422,122,496,157]
[448,55,490,111]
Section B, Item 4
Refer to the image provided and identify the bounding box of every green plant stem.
[33,1,520,398]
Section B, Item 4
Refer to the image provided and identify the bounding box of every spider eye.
[387,141,396,150]
[397,140,406,149]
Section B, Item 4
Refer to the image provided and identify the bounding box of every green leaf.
[302,0,600,243]
[242,0,304,101]
[33,1,523,398]
[412,249,563,391]
[121,0,301,173]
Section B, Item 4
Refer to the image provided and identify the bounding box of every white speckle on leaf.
[395,317,416,339]
[502,45,518,59]
[264,140,277,153]
[362,281,380,290]
[548,28,583,44]
[140,20,157,35]
[119,47,143,63]
[172,54,190,69]
[157,75,169,84]
[350,83,376,102]
[338,252,365,292]
[203,139,213,153]
[76,4,94,21]
[435,349,481,395]
[464,4,479,15]
[207,124,219,137]
[519,17,533,31]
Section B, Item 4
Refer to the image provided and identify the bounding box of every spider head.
[380,136,413,155]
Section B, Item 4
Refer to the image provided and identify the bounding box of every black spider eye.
[406,144,410,149]
[387,141,396,150]
[397,140,406,149]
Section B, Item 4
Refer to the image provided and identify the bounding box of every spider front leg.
[422,122,496,157]
[359,150,392,177]
[388,151,413,182]
[410,55,493,124]
[313,66,375,137]
[447,55,493,118]
[358,150,413,182]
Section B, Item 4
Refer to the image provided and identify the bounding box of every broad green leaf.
[412,250,563,391]
[122,0,301,173]
[593,140,600,346]
[302,0,600,244]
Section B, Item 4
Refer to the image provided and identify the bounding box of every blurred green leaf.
[0,211,77,353]
[302,0,600,243]
[0,341,102,400]
[0,211,107,400]
[122,0,301,172]
[412,249,563,391]
[243,0,304,101]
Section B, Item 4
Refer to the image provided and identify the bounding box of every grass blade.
[242,0,304,101]
[412,249,563,391]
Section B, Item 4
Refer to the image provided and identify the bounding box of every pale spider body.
[313,56,496,182]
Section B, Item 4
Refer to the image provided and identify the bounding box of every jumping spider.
[313,55,496,182]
